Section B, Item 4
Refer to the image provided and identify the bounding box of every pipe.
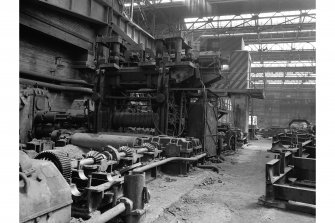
[20,78,93,94]
[135,148,148,154]
[130,0,134,21]
[70,133,141,149]
[132,153,207,173]
[301,140,312,147]
[79,158,95,167]
[95,202,126,223]
[197,165,219,173]
[20,70,92,87]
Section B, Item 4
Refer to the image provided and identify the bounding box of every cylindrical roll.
[70,133,142,149]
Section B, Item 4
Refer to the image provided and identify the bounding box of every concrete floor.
[143,138,316,223]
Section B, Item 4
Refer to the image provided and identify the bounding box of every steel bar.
[20,70,92,87]
[88,178,124,193]
[210,89,265,99]
[95,203,126,223]
[20,78,93,94]
[132,153,207,173]
[273,184,316,205]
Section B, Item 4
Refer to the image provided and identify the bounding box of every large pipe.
[20,70,92,87]
[132,153,207,173]
[70,133,142,149]
[94,202,126,223]
[20,78,93,94]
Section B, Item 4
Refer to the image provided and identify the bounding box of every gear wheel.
[22,149,38,159]
[86,150,105,163]
[101,151,113,161]
[142,142,156,152]
[118,146,133,157]
[35,150,72,184]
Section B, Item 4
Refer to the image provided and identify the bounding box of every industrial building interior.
[14,0,320,222]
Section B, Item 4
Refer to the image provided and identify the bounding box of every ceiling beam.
[244,31,315,44]
[184,14,316,25]
[133,0,315,20]
[252,76,315,81]
[250,50,316,62]
[254,82,316,88]
[251,66,316,73]
[196,30,315,45]
[185,22,315,35]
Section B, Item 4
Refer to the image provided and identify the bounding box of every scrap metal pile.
[259,120,315,139]
[259,120,316,214]
[269,119,315,153]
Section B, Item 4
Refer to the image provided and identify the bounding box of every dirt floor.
[145,138,316,223]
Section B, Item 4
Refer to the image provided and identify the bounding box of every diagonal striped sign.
[211,50,251,90]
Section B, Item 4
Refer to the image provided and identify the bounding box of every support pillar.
[175,37,182,62]
[124,173,147,223]
[231,94,249,135]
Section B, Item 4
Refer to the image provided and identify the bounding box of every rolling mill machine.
[19,0,258,220]
[20,29,226,222]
